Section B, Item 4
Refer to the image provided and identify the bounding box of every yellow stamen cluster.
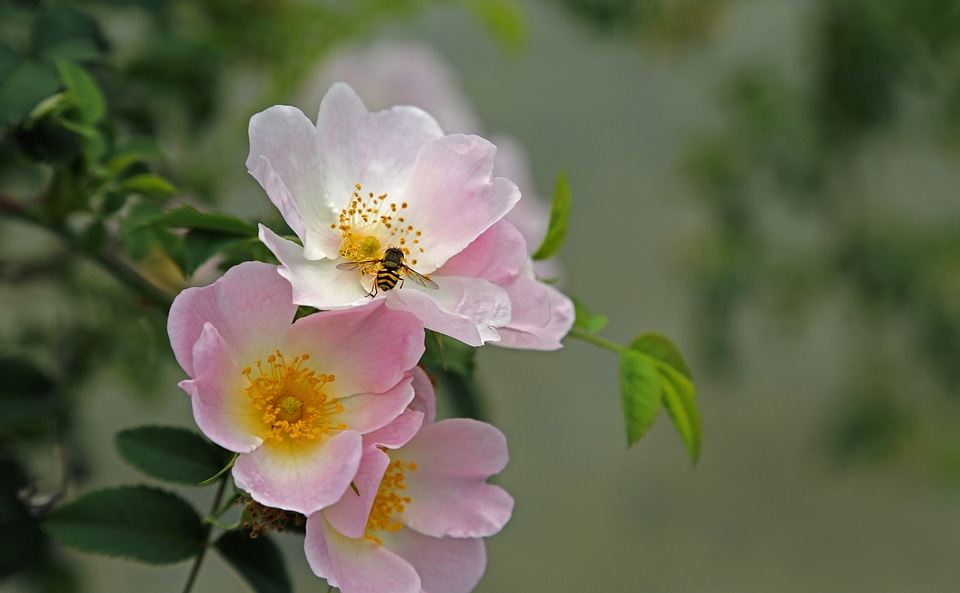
[332,184,425,267]
[364,457,418,545]
[242,351,344,442]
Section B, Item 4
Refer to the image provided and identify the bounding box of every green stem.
[181,477,230,593]
[0,195,174,311]
[567,328,623,353]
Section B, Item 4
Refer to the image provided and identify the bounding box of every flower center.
[364,457,417,545]
[333,183,425,267]
[242,351,344,443]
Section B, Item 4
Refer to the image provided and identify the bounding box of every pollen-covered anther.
[364,458,418,545]
[336,184,426,265]
[243,350,343,442]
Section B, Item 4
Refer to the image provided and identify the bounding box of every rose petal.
[408,366,436,424]
[439,220,528,284]
[387,528,487,593]
[496,281,574,351]
[385,276,510,347]
[317,82,444,206]
[395,136,520,271]
[168,261,294,377]
[362,407,425,450]
[259,225,371,308]
[324,446,391,539]
[284,302,424,396]
[336,374,415,435]
[233,430,362,515]
[304,514,420,593]
[182,323,265,453]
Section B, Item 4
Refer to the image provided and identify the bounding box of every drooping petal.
[395,136,520,271]
[304,514,420,593]
[386,528,487,593]
[167,261,294,377]
[496,281,575,351]
[259,225,370,308]
[181,323,265,453]
[317,82,444,206]
[362,407,425,450]
[285,302,424,396]
[385,276,510,347]
[324,446,391,539]
[232,430,363,515]
[408,366,436,424]
[336,374,415,435]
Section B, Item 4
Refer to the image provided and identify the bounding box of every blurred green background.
[4,0,960,592]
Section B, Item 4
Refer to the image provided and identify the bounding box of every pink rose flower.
[248,82,523,346]
[167,261,424,515]
[303,368,513,593]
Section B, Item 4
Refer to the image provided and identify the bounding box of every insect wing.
[336,259,379,271]
[401,265,439,290]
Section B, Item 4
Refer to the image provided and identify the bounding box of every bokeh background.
[4,1,960,592]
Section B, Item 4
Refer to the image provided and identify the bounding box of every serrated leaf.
[660,370,701,463]
[532,171,571,261]
[629,333,692,379]
[115,426,233,485]
[54,59,104,123]
[571,296,608,334]
[215,530,292,593]
[619,349,661,446]
[43,486,204,564]
[120,174,178,199]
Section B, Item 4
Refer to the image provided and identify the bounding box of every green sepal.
[571,296,608,334]
[115,426,234,486]
[531,170,571,261]
[215,530,292,593]
[43,486,205,564]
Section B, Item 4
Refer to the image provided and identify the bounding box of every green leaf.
[215,531,292,593]
[31,6,106,63]
[619,349,661,446]
[183,230,245,277]
[120,174,178,199]
[115,426,233,486]
[421,331,477,378]
[629,333,692,380]
[130,204,258,236]
[571,296,608,334]
[531,171,572,260]
[43,486,205,564]
[54,59,104,124]
[0,42,21,86]
[0,61,60,124]
[659,368,701,463]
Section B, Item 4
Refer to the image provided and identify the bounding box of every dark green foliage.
[115,426,234,486]
[43,486,205,564]
[215,530,292,593]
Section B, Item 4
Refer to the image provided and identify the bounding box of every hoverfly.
[336,247,439,297]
